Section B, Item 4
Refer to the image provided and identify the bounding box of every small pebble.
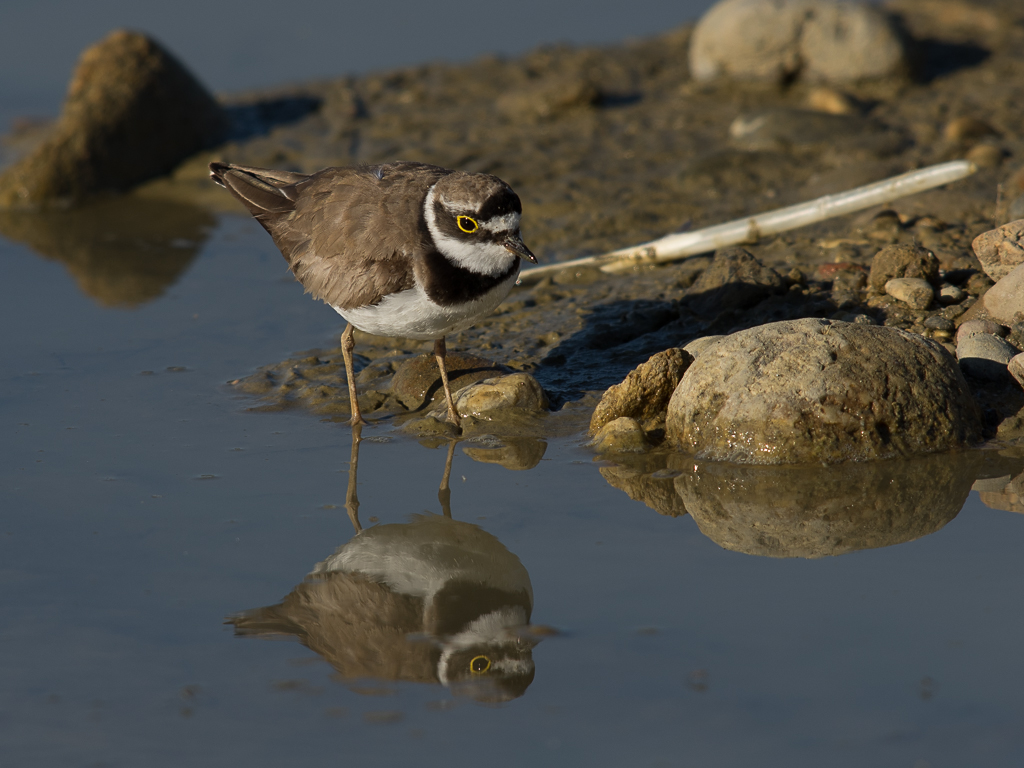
[805,87,859,115]
[982,262,1024,325]
[966,143,1004,169]
[938,284,965,304]
[957,333,1017,380]
[965,272,994,295]
[943,116,998,143]
[1009,353,1024,388]
[924,315,954,332]
[956,319,1008,345]
[885,277,934,309]
[593,417,650,453]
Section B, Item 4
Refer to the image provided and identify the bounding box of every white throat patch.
[424,185,519,277]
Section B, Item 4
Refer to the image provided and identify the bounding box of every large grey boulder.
[689,0,908,85]
[665,318,981,464]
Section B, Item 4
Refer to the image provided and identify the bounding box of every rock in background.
[0,30,227,208]
[689,0,909,84]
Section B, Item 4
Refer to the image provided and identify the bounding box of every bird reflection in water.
[228,428,546,702]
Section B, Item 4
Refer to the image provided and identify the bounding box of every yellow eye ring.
[457,215,479,234]
[470,655,491,674]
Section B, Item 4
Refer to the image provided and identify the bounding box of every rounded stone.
[924,315,954,332]
[938,284,965,305]
[943,116,998,143]
[665,318,981,464]
[965,143,1004,169]
[1009,353,1024,389]
[689,0,908,84]
[804,87,860,115]
[390,353,509,410]
[885,277,934,309]
[956,318,1008,344]
[451,373,549,419]
[971,219,1024,281]
[868,243,940,291]
[592,417,650,453]
[589,348,694,435]
[957,333,1017,380]
[982,262,1024,325]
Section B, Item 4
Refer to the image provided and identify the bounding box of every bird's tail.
[208,162,310,216]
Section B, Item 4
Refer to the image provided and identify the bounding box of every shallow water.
[3,196,1024,767]
[0,0,717,132]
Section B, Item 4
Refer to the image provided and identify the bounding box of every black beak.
[504,233,537,263]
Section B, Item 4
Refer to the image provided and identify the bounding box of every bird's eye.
[457,215,479,234]
[470,655,491,674]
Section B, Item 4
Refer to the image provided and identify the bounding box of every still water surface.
[3,2,1024,765]
[3,174,1024,768]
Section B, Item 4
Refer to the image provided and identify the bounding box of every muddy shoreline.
[4,0,1024,448]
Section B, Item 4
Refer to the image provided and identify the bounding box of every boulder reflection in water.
[228,432,542,702]
[599,449,1024,558]
[675,453,976,558]
[0,196,213,307]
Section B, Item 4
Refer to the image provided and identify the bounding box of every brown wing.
[209,161,450,309]
[228,571,441,684]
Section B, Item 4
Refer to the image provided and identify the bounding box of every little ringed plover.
[209,161,537,427]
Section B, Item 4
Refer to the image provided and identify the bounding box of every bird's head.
[425,172,537,276]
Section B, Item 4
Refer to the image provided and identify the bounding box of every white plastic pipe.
[518,159,977,284]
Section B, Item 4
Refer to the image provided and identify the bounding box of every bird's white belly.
[331,271,518,340]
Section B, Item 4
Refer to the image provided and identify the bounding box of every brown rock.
[390,354,510,410]
[684,247,785,316]
[972,219,1024,281]
[804,87,860,115]
[665,318,981,464]
[592,417,650,453]
[0,30,227,208]
[884,277,934,309]
[965,143,1004,169]
[943,116,998,143]
[450,373,549,420]
[868,243,940,291]
[956,318,1008,344]
[495,75,601,121]
[589,348,694,435]
[982,263,1024,326]
[1010,353,1024,389]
